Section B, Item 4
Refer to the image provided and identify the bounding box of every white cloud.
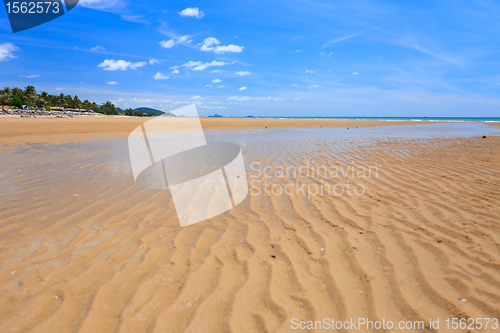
[159,39,176,48]
[205,84,213,87]
[20,75,39,78]
[171,69,180,74]
[191,95,202,99]
[108,81,117,85]
[179,7,204,18]
[235,71,250,76]
[176,35,191,44]
[121,15,149,24]
[227,96,252,101]
[149,59,161,65]
[98,59,147,71]
[213,45,244,54]
[159,35,192,49]
[183,60,226,71]
[79,0,122,10]
[91,45,105,51]
[154,72,169,80]
[200,37,219,51]
[305,70,316,74]
[239,87,247,91]
[307,84,321,88]
[211,69,222,73]
[212,78,222,83]
[353,72,359,75]
[200,37,244,54]
[319,52,333,57]
[0,43,19,62]
[321,34,359,49]
[255,97,272,100]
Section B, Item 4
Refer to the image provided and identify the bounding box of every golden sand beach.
[0,118,499,332]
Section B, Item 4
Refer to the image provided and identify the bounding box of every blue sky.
[1,0,499,117]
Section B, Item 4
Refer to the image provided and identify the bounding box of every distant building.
[208,114,223,117]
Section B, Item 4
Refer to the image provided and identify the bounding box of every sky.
[1,0,499,117]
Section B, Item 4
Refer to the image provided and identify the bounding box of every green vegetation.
[0,86,174,117]
[0,85,106,112]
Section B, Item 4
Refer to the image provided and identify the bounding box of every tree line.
[0,86,147,116]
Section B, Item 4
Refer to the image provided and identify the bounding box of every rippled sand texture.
[0,135,499,333]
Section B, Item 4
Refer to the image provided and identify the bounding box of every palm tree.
[71,95,82,109]
[64,95,73,108]
[58,93,65,107]
[12,87,23,101]
[0,92,11,107]
[24,86,36,106]
[2,87,12,96]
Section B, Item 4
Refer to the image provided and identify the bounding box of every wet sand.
[0,123,499,332]
[0,116,429,147]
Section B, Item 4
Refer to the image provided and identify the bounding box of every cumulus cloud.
[153,72,169,80]
[0,43,19,62]
[149,59,161,65]
[159,39,176,48]
[183,60,226,71]
[255,97,272,100]
[171,69,180,74]
[239,87,247,91]
[235,71,250,76]
[200,37,244,54]
[212,78,222,83]
[211,69,222,73]
[213,45,244,54]
[20,75,39,78]
[306,84,321,88]
[305,70,316,74]
[108,81,117,85]
[98,59,147,71]
[91,45,105,51]
[159,35,192,49]
[179,7,204,18]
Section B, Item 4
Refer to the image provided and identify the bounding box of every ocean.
[256,117,500,122]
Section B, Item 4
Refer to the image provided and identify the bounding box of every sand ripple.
[0,135,499,332]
